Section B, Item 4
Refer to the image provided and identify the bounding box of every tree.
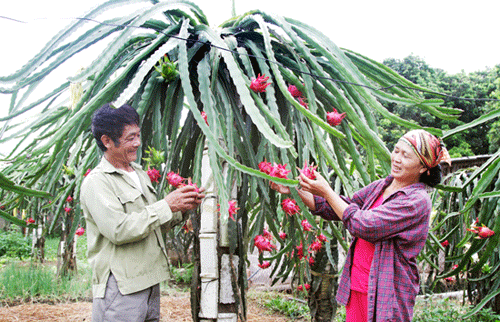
[0,0,487,320]
[383,55,499,156]
[486,66,500,153]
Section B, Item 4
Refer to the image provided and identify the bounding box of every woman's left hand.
[298,170,332,199]
[269,181,291,194]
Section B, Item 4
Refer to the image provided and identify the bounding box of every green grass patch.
[43,236,88,262]
[0,262,92,303]
[43,237,59,262]
[248,290,310,320]
[248,290,500,321]
[414,297,500,322]
[263,295,310,319]
[0,235,91,304]
[171,263,194,285]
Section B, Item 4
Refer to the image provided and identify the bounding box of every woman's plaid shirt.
[312,176,431,322]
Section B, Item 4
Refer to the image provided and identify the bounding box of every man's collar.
[99,157,141,174]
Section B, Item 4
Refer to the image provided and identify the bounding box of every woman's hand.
[270,180,317,211]
[299,171,348,219]
[298,170,332,199]
[269,181,291,194]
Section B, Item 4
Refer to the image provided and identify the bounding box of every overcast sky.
[1,0,498,76]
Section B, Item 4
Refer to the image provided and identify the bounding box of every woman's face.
[391,140,427,184]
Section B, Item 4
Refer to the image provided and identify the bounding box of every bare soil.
[0,290,305,322]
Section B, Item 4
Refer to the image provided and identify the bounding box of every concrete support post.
[198,145,239,322]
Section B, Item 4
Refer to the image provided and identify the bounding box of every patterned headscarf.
[400,130,451,169]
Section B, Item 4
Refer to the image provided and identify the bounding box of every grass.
[249,290,500,321]
[414,297,500,322]
[248,290,346,321]
[0,263,92,303]
[43,235,88,262]
[0,235,92,304]
[262,294,310,319]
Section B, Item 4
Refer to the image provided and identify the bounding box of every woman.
[271,130,450,322]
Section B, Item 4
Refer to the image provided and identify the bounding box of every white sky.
[1,0,498,76]
[0,0,499,148]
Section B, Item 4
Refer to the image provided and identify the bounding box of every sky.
[1,0,498,76]
[0,0,499,148]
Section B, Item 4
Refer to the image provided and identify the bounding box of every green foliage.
[486,67,500,153]
[383,55,500,155]
[142,146,166,169]
[413,298,500,322]
[154,55,179,83]
[487,120,500,153]
[448,141,474,158]
[420,161,500,312]
[43,237,60,262]
[262,294,310,319]
[171,263,193,285]
[0,229,32,260]
[75,236,88,262]
[41,236,88,263]
[0,235,90,302]
[0,262,92,302]
[333,306,346,322]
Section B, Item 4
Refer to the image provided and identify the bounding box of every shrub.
[0,229,32,260]
[171,263,193,285]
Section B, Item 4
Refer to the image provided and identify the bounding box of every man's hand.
[164,185,205,213]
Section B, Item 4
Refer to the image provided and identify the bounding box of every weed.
[256,292,309,319]
[0,235,91,303]
[171,263,193,285]
[40,236,88,263]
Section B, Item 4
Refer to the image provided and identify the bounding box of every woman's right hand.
[270,180,317,211]
[298,171,332,199]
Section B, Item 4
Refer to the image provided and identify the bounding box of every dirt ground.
[0,291,304,322]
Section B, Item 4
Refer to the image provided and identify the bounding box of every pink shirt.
[350,193,384,293]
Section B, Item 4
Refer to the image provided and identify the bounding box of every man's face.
[105,124,141,166]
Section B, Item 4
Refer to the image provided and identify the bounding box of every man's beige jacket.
[81,157,182,298]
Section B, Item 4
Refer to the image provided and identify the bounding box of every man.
[81,103,204,321]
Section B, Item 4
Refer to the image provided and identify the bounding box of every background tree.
[383,55,499,156]
[486,66,500,153]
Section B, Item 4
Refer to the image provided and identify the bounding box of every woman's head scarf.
[400,130,451,169]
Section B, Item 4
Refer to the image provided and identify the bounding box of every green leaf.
[114,33,180,107]
[443,108,500,139]
[198,25,293,149]
[0,209,28,227]
[0,172,51,198]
